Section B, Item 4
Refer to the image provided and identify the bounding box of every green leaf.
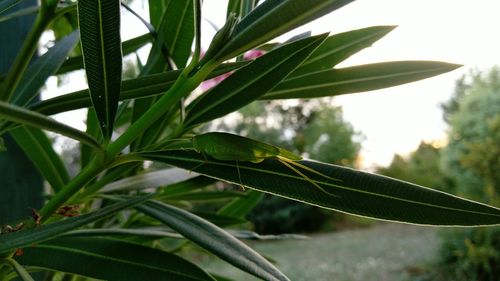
[10,126,70,192]
[56,33,152,75]
[0,195,151,255]
[0,101,102,151]
[264,61,462,99]
[81,108,101,168]
[145,0,194,70]
[5,258,34,281]
[218,190,264,218]
[0,0,21,14]
[138,150,500,226]
[184,34,327,127]
[192,212,247,227]
[15,237,216,281]
[137,200,290,281]
[227,0,256,18]
[28,62,249,117]
[12,30,79,107]
[215,0,354,61]
[64,227,183,239]
[0,5,38,23]
[163,191,246,202]
[160,175,218,197]
[290,25,396,77]
[100,167,195,193]
[77,0,122,140]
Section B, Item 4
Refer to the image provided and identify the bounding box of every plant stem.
[0,8,54,102]
[107,61,218,156]
[38,158,105,220]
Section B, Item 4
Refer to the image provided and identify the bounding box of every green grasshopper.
[191,132,338,197]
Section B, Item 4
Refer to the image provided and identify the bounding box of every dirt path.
[198,223,441,281]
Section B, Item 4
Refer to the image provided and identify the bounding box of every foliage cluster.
[0,0,499,280]
[438,68,500,281]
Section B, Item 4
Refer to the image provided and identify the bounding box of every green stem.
[0,8,54,102]
[107,61,218,156]
[38,157,105,220]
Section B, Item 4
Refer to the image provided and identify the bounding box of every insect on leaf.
[139,149,500,226]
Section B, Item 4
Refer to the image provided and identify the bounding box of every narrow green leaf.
[0,195,151,254]
[184,34,327,127]
[193,212,247,227]
[81,108,101,168]
[28,62,249,117]
[138,150,500,226]
[145,0,194,71]
[163,191,246,201]
[0,101,102,151]
[10,126,70,192]
[159,175,218,197]
[148,0,165,28]
[215,0,355,61]
[290,25,396,77]
[65,227,183,238]
[226,0,256,18]
[15,237,216,281]
[65,227,305,241]
[264,61,462,99]
[137,200,290,281]
[12,30,79,107]
[218,190,264,218]
[5,258,34,281]
[56,33,152,75]
[77,0,122,139]
[0,5,38,23]
[0,0,21,14]
[100,167,195,193]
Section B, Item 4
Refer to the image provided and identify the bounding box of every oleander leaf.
[137,200,290,281]
[56,33,152,75]
[10,126,70,192]
[77,0,122,140]
[0,101,102,150]
[12,30,79,107]
[290,25,396,77]
[16,237,216,281]
[264,61,462,99]
[28,62,249,117]
[184,34,327,127]
[214,0,355,61]
[0,195,151,254]
[138,149,500,226]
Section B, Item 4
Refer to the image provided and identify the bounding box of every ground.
[190,222,441,281]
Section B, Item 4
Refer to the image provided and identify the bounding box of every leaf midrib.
[97,0,110,135]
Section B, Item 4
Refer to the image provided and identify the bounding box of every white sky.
[45,0,500,169]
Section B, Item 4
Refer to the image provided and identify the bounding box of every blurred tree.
[376,141,453,192]
[441,68,500,202]
[439,68,500,281]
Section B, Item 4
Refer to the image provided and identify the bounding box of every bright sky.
[45,0,500,169]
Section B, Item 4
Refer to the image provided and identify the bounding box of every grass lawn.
[187,222,441,281]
